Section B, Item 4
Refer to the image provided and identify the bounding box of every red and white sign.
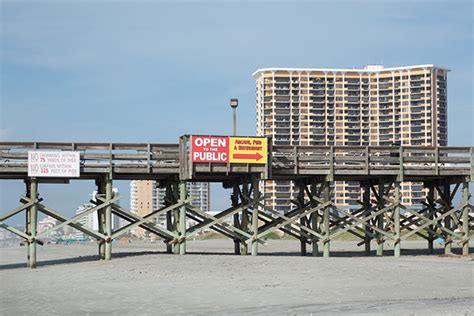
[191,136,229,163]
[28,151,80,177]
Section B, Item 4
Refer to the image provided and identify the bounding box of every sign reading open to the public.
[191,136,267,164]
[28,151,80,177]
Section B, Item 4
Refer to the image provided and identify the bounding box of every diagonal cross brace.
[333,206,396,240]
[399,209,439,238]
[0,221,30,240]
[250,208,309,240]
[401,204,459,238]
[399,213,431,240]
[254,202,312,233]
[310,195,397,240]
[329,207,372,239]
[256,201,331,240]
[306,190,370,241]
[174,199,260,244]
[186,204,266,245]
[329,213,374,241]
[31,200,106,240]
[111,207,171,239]
[103,199,188,240]
[255,200,312,231]
[256,202,325,240]
[325,202,398,241]
[400,204,465,240]
[0,200,36,222]
[33,195,120,239]
[186,212,239,240]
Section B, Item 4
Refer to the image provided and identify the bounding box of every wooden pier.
[0,136,472,268]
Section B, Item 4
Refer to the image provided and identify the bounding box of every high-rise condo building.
[130,180,210,237]
[254,64,448,212]
[74,188,120,240]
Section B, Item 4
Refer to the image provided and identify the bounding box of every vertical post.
[232,184,240,254]
[231,98,239,253]
[232,107,237,136]
[251,176,259,256]
[165,183,173,254]
[179,181,187,255]
[299,215,307,256]
[240,182,248,255]
[166,212,173,253]
[104,175,113,260]
[323,182,330,258]
[394,182,401,257]
[376,182,384,256]
[443,183,452,255]
[363,183,371,256]
[97,178,106,260]
[26,178,38,268]
[311,183,319,257]
[298,182,306,256]
[427,184,435,254]
[25,180,31,266]
[172,182,180,255]
[462,181,469,256]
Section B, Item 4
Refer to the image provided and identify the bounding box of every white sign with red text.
[28,151,80,177]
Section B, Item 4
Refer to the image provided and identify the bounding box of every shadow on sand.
[184,246,473,258]
[1,246,472,270]
[0,250,164,270]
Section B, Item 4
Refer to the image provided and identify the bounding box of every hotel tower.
[254,64,448,212]
[130,180,210,237]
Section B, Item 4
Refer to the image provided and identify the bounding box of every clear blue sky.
[1,1,473,224]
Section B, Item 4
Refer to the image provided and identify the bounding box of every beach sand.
[1,239,473,315]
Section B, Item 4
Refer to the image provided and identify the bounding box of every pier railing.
[0,142,472,180]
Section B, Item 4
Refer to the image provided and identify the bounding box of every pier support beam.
[172,182,180,255]
[104,176,113,260]
[165,183,175,254]
[443,183,452,255]
[240,183,249,255]
[310,183,319,257]
[96,178,106,260]
[232,185,240,255]
[362,183,371,256]
[394,182,401,257]
[376,182,385,256]
[26,178,38,268]
[297,182,307,256]
[462,181,470,256]
[251,176,259,256]
[322,182,330,258]
[427,184,435,254]
[178,181,187,255]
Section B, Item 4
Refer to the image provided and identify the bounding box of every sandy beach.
[1,239,473,315]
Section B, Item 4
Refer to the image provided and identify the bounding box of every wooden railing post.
[398,146,404,182]
[329,146,334,181]
[365,146,369,175]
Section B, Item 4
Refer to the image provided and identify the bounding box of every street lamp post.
[229,98,240,254]
[230,98,238,136]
